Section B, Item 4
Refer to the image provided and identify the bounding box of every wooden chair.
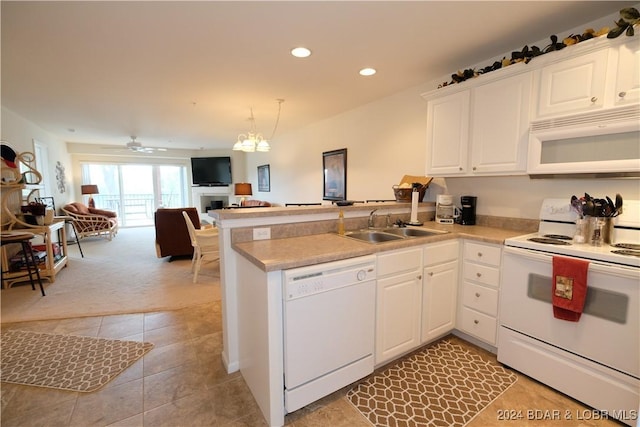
[182,211,220,283]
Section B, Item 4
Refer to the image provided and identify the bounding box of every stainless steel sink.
[343,230,404,243]
[342,227,448,244]
[380,228,447,238]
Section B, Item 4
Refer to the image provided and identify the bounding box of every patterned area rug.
[347,339,517,427]
[1,330,153,392]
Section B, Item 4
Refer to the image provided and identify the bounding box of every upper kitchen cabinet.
[527,37,640,177]
[533,37,640,118]
[534,49,609,117]
[614,39,640,106]
[423,36,640,178]
[424,90,470,176]
[469,71,531,174]
[423,64,531,177]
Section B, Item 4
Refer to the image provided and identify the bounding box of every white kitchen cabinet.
[469,72,531,174]
[534,37,640,117]
[421,240,459,343]
[458,240,502,346]
[375,247,423,365]
[423,37,640,179]
[614,39,640,106]
[423,65,531,177]
[535,48,609,118]
[425,90,469,176]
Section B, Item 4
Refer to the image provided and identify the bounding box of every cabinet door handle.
[427,272,433,277]
[474,319,479,325]
[590,96,598,103]
[476,272,482,278]
[477,252,483,257]
[459,167,463,171]
[472,166,477,171]
[475,292,481,297]
[417,275,422,280]
[619,91,627,98]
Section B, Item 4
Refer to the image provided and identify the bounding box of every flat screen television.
[190,156,232,186]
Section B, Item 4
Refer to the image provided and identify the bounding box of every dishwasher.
[283,254,376,413]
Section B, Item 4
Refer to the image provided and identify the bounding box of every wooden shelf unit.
[1,152,69,287]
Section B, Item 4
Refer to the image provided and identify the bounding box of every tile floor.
[0,301,625,426]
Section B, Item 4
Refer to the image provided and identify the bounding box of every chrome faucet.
[368,209,378,228]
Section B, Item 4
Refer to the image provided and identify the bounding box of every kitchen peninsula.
[211,202,430,367]
[210,203,532,426]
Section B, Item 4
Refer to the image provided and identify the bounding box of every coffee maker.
[460,196,477,226]
[435,195,459,224]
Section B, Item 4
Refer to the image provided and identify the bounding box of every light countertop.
[233,222,527,272]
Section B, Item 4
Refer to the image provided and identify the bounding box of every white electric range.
[504,198,640,267]
[499,198,640,426]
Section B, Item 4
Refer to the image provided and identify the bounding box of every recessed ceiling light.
[291,47,311,58]
[359,68,376,76]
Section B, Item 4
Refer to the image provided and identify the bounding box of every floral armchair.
[61,202,118,241]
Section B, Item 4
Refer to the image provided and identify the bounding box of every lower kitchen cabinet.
[421,240,459,343]
[375,247,422,365]
[457,240,502,345]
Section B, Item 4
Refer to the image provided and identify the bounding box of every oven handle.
[503,246,640,279]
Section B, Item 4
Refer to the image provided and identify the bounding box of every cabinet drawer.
[463,242,501,266]
[378,247,422,277]
[460,307,497,345]
[463,263,500,288]
[462,283,498,316]
[423,239,459,266]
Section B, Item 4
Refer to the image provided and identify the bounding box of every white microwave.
[527,105,640,178]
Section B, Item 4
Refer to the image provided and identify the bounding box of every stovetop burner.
[612,243,640,251]
[543,234,573,240]
[527,237,571,245]
[505,198,640,268]
[611,250,640,257]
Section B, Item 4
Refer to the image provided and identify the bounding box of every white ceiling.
[1,1,634,151]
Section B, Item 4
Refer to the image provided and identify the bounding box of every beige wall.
[1,107,75,208]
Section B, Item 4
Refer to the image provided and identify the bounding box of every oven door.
[499,246,639,378]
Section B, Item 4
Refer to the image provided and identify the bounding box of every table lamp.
[81,184,99,208]
[234,183,252,206]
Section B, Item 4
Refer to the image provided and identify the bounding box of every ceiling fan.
[104,136,167,153]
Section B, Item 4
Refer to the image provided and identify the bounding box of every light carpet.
[1,226,221,323]
[347,339,518,427]
[1,329,153,392]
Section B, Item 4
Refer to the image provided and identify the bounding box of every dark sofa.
[154,207,201,259]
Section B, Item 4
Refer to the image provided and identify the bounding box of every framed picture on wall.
[258,164,270,192]
[322,148,347,201]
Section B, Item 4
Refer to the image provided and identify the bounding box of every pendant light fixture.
[233,99,284,153]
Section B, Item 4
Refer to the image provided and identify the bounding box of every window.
[81,163,188,227]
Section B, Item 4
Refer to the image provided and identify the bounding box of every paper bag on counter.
[399,175,433,189]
